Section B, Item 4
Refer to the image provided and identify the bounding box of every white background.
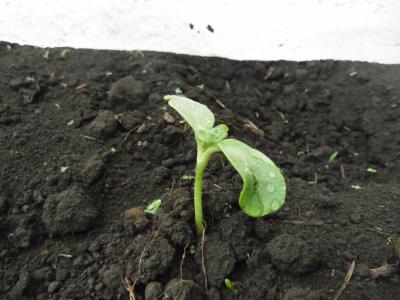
[1,0,399,63]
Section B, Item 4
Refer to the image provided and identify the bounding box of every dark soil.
[1,41,400,300]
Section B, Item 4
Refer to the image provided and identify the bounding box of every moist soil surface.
[0,42,400,300]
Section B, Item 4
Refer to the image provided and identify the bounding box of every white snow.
[1,0,399,63]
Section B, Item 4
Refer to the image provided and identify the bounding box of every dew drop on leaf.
[267,185,275,193]
[271,201,281,211]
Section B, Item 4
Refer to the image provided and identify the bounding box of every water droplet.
[269,171,276,178]
[271,201,280,211]
[267,185,275,192]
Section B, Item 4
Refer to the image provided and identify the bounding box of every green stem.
[194,144,220,235]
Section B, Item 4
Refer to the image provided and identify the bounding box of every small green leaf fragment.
[43,49,50,60]
[388,235,400,258]
[307,173,318,186]
[189,244,196,255]
[278,112,289,124]
[328,151,338,164]
[224,278,233,289]
[144,199,162,215]
[351,185,362,190]
[175,87,183,94]
[182,175,195,181]
[196,84,205,91]
[60,49,70,59]
[349,71,358,76]
[224,278,239,294]
[367,167,377,173]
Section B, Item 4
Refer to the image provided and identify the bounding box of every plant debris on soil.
[1,41,400,300]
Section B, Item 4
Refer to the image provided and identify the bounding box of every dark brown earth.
[1,41,400,300]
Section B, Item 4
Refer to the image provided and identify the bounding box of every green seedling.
[349,71,358,77]
[278,111,289,124]
[43,49,50,60]
[388,235,400,259]
[165,95,286,235]
[182,175,195,181]
[308,173,318,186]
[351,185,362,190]
[60,49,70,59]
[367,167,377,174]
[144,199,162,215]
[325,151,338,169]
[189,244,196,255]
[196,84,205,91]
[224,278,239,295]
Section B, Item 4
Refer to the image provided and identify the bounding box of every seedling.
[326,151,338,169]
[367,167,377,174]
[307,173,318,186]
[351,185,362,190]
[43,49,50,60]
[224,278,239,295]
[388,235,400,258]
[60,49,70,59]
[144,199,162,215]
[165,95,286,235]
[196,84,205,91]
[278,111,289,124]
[182,175,195,181]
[189,244,196,255]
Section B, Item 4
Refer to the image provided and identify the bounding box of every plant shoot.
[165,95,286,235]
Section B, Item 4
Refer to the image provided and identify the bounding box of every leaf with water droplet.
[218,139,286,217]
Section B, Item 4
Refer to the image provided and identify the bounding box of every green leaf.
[144,199,162,215]
[351,185,362,190]
[224,278,233,289]
[165,95,214,135]
[327,151,338,164]
[218,139,286,217]
[367,167,377,173]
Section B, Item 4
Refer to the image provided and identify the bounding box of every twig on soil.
[122,277,136,300]
[82,135,98,142]
[120,125,140,146]
[243,119,264,136]
[365,227,390,237]
[120,123,157,146]
[123,240,151,300]
[369,263,399,279]
[75,83,89,92]
[176,243,190,298]
[180,243,190,282]
[333,260,356,300]
[215,99,226,109]
[168,179,176,195]
[158,280,193,299]
[212,183,223,189]
[282,220,324,226]
[340,165,346,178]
[201,222,208,290]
